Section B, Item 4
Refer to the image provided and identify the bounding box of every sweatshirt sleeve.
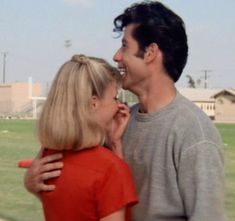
[178,141,225,221]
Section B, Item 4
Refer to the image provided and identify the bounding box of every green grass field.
[0,120,234,221]
[216,123,235,220]
[0,120,44,221]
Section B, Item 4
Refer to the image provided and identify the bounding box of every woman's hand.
[107,103,130,158]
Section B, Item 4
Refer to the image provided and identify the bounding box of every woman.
[37,54,137,221]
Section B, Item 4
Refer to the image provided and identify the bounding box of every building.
[212,89,235,123]
[178,88,219,119]
[0,82,42,118]
[118,89,138,106]
[121,87,235,123]
[178,88,235,123]
[1,82,234,122]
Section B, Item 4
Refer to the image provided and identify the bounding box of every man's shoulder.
[171,94,221,146]
[173,93,212,123]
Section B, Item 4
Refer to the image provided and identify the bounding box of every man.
[24,1,225,221]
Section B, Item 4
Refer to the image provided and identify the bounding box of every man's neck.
[137,79,177,114]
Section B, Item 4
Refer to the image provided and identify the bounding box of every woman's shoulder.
[42,146,130,174]
[93,146,128,168]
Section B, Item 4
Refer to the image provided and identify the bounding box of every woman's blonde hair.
[37,54,120,150]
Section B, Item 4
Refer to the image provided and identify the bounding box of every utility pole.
[201,69,212,89]
[2,52,8,84]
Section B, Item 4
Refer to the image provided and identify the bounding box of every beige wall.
[0,85,12,113]
[0,82,41,115]
[215,94,235,122]
[195,101,215,118]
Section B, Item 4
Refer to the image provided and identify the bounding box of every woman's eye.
[114,96,119,101]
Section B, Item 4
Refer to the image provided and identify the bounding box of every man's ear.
[144,43,160,63]
[91,96,99,112]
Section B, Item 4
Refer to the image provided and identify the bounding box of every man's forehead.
[122,26,132,41]
[123,24,136,37]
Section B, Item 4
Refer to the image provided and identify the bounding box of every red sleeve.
[95,159,138,218]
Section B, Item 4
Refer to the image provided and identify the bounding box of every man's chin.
[121,83,129,90]
[121,75,134,91]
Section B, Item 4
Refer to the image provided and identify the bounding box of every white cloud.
[64,0,95,7]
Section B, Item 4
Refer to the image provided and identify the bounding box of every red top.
[41,146,138,221]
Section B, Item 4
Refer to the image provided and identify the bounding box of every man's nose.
[113,48,122,62]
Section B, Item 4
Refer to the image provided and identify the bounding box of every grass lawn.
[0,120,234,221]
[216,123,235,220]
[0,120,44,221]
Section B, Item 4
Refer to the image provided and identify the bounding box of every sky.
[0,0,235,90]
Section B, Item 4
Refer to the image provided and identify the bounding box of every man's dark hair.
[113,1,188,82]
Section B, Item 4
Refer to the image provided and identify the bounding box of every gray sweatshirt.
[122,92,225,221]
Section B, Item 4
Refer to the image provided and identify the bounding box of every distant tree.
[186,75,196,88]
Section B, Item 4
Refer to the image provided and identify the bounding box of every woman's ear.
[91,95,99,112]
